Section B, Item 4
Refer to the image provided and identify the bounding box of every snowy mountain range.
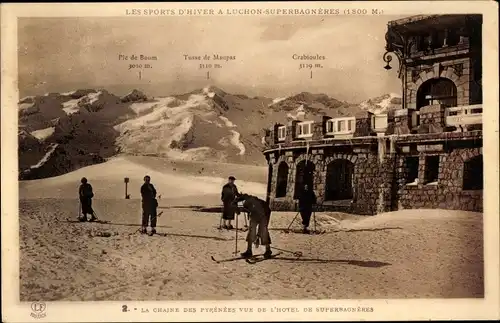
[18,86,401,180]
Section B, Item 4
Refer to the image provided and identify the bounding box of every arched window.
[325,159,354,201]
[463,155,483,190]
[275,162,289,198]
[417,78,457,110]
[294,160,315,199]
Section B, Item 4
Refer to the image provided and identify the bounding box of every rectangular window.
[297,122,313,138]
[326,120,333,133]
[338,120,344,132]
[277,126,286,141]
[325,117,355,134]
[405,156,419,184]
[424,155,440,184]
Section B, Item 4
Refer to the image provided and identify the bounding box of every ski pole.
[286,211,300,232]
[234,210,239,254]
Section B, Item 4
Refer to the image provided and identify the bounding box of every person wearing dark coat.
[298,184,317,234]
[221,176,239,229]
[140,175,158,235]
[235,194,273,259]
[79,177,96,222]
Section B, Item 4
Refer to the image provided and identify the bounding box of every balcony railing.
[445,104,482,128]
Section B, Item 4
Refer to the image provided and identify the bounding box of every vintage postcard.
[1,1,499,322]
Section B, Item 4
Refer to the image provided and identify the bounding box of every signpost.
[124,177,130,199]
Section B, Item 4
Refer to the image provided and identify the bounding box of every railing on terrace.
[445,104,483,128]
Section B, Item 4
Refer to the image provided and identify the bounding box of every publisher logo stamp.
[30,302,47,319]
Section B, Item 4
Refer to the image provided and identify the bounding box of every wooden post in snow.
[124,177,130,199]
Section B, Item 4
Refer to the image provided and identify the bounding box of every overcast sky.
[18,15,403,103]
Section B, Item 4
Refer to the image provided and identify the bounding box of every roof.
[387,14,480,33]
[388,15,441,27]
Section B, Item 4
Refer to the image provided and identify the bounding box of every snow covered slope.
[113,88,247,163]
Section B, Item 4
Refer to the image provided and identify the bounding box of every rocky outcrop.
[121,89,148,103]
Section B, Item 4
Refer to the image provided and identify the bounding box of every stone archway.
[294,159,315,199]
[324,159,354,201]
[417,77,458,110]
[409,65,464,111]
[275,161,289,198]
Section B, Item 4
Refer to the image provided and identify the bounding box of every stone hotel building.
[262,14,483,215]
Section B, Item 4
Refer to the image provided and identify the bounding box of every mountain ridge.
[18,85,401,180]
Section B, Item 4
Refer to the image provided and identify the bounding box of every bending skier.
[235,193,273,259]
[221,176,239,229]
[79,177,97,222]
[140,175,158,235]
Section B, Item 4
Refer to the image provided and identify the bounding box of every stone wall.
[396,146,483,212]
[417,104,445,133]
[387,109,412,135]
[264,132,483,215]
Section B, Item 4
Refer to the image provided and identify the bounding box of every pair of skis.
[211,252,281,264]
[66,218,109,224]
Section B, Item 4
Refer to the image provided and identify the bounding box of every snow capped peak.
[359,93,402,115]
[61,90,76,96]
[61,90,103,115]
[113,93,245,162]
[202,86,216,98]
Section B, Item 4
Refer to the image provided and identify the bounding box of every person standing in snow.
[298,184,317,234]
[79,177,97,222]
[221,176,239,229]
[235,193,273,259]
[140,175,158,235]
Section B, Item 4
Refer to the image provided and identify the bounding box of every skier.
[221,176,239,229]
[140,175,158,235]
[298,184,317,234]
[78,177,97,222]
[235,193,273,259]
